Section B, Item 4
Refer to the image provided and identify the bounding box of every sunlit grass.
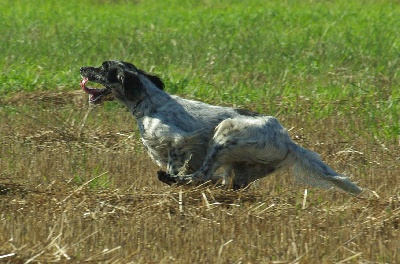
[0,0,399,140]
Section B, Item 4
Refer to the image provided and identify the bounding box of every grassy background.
[1,0,399,140]
[1,0,399,263]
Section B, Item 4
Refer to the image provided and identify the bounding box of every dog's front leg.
[158,142,224,186]
[166,149,182,175]
[157,170,203,186]
[158,148,193,185]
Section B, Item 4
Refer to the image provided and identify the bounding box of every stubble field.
[1,0,399,263]
[1,90,398,263]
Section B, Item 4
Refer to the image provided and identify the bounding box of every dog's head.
[80,61,164,104]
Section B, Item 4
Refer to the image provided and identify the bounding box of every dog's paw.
[157,170,178,185]
[157,170,195,186]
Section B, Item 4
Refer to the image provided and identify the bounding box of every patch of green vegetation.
[0,0,399,140]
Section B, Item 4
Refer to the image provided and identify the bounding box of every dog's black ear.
[122,72,143,101]
[137,69,164,90]
[147,74,165,90]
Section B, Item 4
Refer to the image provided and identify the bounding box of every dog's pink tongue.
[80,78,102,95]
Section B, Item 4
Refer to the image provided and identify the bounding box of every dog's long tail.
[288,143,362,195]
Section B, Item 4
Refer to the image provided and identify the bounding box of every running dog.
[80,61,362,195]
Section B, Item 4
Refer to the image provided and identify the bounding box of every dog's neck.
[127,84,171,118]
[130,98,145,116]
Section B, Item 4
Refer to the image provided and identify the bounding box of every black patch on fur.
[107,67,120,83]
[235,108,261,117]
[121,61,138,71]
[137,69,165,90]
[123,72,143,101]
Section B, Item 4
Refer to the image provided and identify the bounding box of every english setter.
[80,61,362,195]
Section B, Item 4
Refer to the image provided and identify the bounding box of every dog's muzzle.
[80,78,113,104]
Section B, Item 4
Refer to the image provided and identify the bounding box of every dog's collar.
[131,98,144,117]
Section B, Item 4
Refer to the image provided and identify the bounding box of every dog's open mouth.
[80,78,113,104]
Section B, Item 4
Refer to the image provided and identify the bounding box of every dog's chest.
[136,116,186,164]
[138,116,180,139]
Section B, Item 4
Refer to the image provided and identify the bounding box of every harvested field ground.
[0,91,399,263]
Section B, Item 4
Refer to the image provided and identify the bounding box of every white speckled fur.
[80,61,362,195]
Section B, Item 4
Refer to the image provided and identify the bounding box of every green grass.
[1,0,399,140]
